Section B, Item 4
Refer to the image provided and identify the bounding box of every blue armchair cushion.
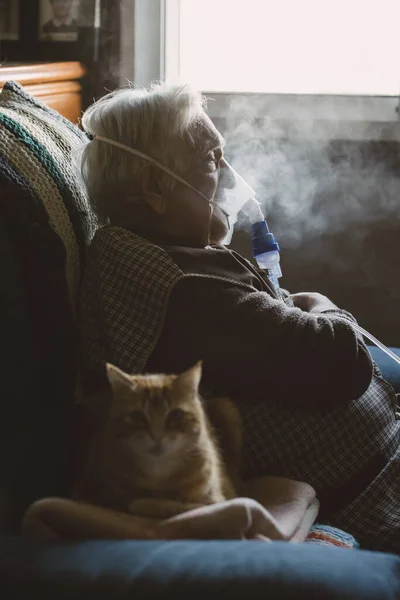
[1,538,399,600]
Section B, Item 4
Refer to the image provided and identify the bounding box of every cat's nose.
[149,442,163,456]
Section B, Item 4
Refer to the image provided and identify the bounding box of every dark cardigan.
[146,243,373,408]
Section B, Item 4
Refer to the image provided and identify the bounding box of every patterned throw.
[0,81,98,305]
[306,524,359,549]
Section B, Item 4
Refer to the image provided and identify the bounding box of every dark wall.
[80,0,122,109]
[217,123,400,346]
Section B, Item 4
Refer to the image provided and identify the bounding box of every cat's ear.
[174,361,203,397]
[106,363,136,394]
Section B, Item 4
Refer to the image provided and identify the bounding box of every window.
[165,0,400,96]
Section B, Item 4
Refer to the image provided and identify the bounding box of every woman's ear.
[139,164,167,214]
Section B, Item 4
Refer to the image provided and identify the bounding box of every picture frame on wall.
[1,0,108,68]
[39,0,80,42]
[0,0,19,41]
[1,0,91,63]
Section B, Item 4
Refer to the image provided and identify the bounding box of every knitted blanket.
[307,524,359,548]
[0,81,98,305]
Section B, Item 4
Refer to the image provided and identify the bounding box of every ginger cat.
[73,362,241,520]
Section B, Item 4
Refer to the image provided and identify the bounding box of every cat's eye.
[125,410,147,428]
[166,408,186,427]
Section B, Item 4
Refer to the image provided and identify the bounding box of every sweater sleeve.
[147,276,373,407]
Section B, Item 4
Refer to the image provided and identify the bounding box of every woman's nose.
[219,158,236,189]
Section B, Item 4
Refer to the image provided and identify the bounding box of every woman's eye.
[166,408,185,427]
[206,151,221,171]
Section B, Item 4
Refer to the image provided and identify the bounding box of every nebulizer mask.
[213,165,256,245]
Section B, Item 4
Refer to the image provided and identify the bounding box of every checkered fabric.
[331,438,400,554]
[80,225,186,375]
[241,369,400,553]
[80,225,400,554]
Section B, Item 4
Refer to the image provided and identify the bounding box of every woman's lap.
[240,373,400,554]
[330,445,400,554]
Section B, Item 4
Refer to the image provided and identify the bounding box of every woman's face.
[160,114,236,246]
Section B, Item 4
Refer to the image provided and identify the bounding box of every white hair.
[79,82,207,222]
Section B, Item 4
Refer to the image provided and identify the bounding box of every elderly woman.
[77,83,399,554]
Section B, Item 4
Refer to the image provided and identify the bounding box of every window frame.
[131,0,400,138]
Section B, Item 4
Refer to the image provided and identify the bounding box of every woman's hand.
[291,292,338,314]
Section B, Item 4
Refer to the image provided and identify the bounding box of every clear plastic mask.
[217,161,255,244]
[94,136,255,245]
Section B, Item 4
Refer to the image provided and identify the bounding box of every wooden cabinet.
[0,61,85,124]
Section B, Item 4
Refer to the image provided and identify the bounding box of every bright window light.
[171,0,400,95]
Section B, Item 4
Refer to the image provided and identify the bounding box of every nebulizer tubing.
[341,321,400,367]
